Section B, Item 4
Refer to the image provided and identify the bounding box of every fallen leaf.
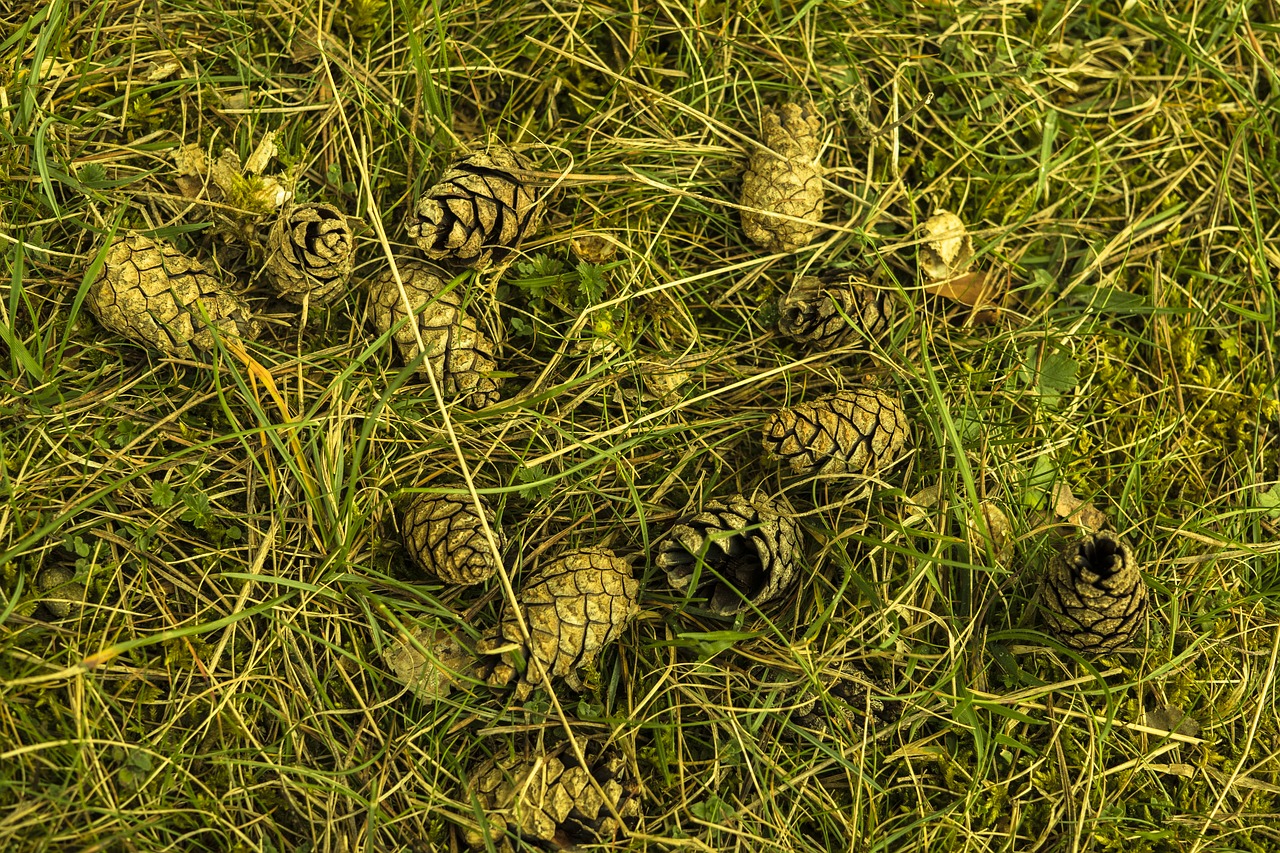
[244,130,278,175]
[145,61,181,83]
[1145,704,1202,739]
[924,269,1004,308]
[384,626,477,703]
[920,210,974,281]
[1051,482,1108,529]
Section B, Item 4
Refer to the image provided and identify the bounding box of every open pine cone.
[740,101,824,253]
[263,202,354,305]
[366,260,502,408]
[477,548,639,700]
[86,232,260,357]
[777,271,893,348]
[655,494,802,615]
[762,389,910,478]
[405,144,542,269]
[1041,531,1147,654]
[402,488,505,586]
[466,737,641,850]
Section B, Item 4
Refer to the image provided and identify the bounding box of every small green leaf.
[1258,484,1280,519]
[575,261,607,307]
[150,481,175,508]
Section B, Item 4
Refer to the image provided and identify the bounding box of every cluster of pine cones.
[76,105,1149,850]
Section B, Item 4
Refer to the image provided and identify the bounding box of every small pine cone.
[777,272,893,348]
[86,232,260,357]
[740,102,824,253]
[762,389,910,478]
[655,494,802,615]
[466,738,641,848]
[365,260,502,408]
[263,202,355,305]
[401,489,505,585]
[405,144,543,269]
[1041,531,1147,654]
[476,548,640,701]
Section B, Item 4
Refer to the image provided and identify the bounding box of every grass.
[2,0,1280,850]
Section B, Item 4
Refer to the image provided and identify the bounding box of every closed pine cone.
[465,737,641,849]
[740,102,824,253]
[86,232,260,357]
[476,548,639,700]
[405,144,542,269]
[264,202,354,305]
[1041,531,1147,654]
[402,489,505,585]
[777,271,893,348]
[365,260,502,408]
[762,389,910,477]
[654,494,802,615]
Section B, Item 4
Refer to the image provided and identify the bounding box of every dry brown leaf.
[1051,482,1109,529]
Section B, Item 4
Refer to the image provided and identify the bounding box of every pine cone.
[405,144,543,269]
[751,662,899,735]
[655,494,802,615]
[762,389,910,477]
[401,489,505,586]
[777,272,893,348]
[740,102,824,253]
[86,232,260,357]
[366,260,502,408]
[263,202,355,305]
[466,737,640,849]
[477,548,640,700]
[1041,531,1147,654]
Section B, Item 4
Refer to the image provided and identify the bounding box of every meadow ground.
[2,1,1280,851]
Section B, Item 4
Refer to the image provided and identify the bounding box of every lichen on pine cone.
[762,389,910,478]
[263,202,354,305]
[1041,530,1147,654]
[401,488,505,586]
[405,144,542,269]
[740,101,824,253]
[365,259,502,408]
[777,271,893,348]
[655,494,802,615]
[465,737,641,850]
[477,547,640,701]
[86,232,260,357]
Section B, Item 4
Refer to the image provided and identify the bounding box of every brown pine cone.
[655,494,802,615]
[466,737,641,849]
[86,232,260,357]
[263,202,355,305]
[365,260,502,408]
[740,102,824,253]
[405,144,542,269]
[401,488,505,586]
[762,389,910,477]
[777,271,893,348]
[476,547,639,701]
[1041,531,1147,654]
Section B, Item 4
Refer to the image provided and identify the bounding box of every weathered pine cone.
[762,389,910,478]
[401,488,505,586]
[86,232,260,357]
[466,737,641,849]
[477,548,640,700]
[777,271,893,348]
[740,102,824,253]
[263,202,355,305]
[405,144,542,269]
[655,494,802,615]
[366,260,502,408]
[750,661,899,735]
[1041,531,1147,654]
